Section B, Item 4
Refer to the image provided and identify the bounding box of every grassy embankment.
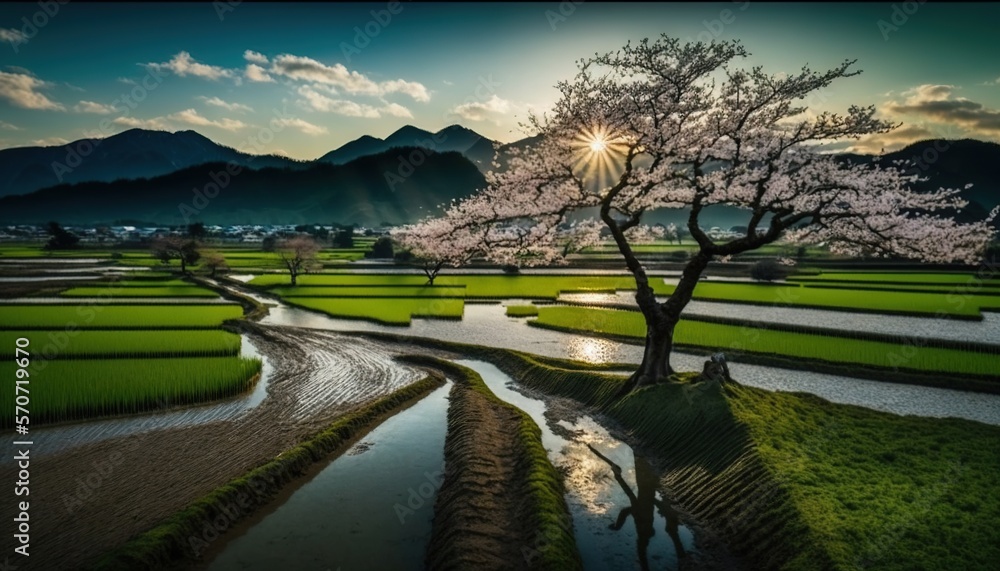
[399,355,581,571]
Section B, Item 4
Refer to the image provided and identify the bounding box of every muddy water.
[200,382,451,571]
[456,359,695,570]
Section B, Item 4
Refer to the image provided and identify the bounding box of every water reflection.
[567,336,621,364]
[588,445,687,570]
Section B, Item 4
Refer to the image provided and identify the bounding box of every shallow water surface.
[457,359,696,570]
[201,382,451,571]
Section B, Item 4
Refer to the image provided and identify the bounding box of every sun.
[589,137,607,153]
[570,125,628,189]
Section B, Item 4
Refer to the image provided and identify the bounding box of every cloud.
[117,77,137,85]
[297,85,380,118]
[145,51,235,81]
[243,50,269,65]
[382,102,413,118]
[198,95,253,113]
[273,117,328,136]
[847,125,937,154]
[167,108,248,131]
[32,137,70,146]
[0,28,26,44]
[113,116,171,130]
[271,54,430,101]
[245,63,274,83]
[74,100,116,114]
[881,84,1000,138]
[0,71,65,110]
[0,120,20,130]
[451,95,512,123]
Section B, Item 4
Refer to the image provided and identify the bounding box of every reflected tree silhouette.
[587,444,686,570]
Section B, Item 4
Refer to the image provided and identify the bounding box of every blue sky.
[1,2,999,159]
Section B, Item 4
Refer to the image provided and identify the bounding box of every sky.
[1,2,999,159]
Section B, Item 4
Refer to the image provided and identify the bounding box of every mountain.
[0,147,486,227]
[0,129,306,198]
[320,124,497,169]
[839,139,1000,223]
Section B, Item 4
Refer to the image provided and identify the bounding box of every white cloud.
[0,120,20,130]
[198,95,253,113]
[271,54,430,101]
[382,102,413,118]
[243,50,269,65]
[31,137,69,146]
[0,71,65,110]
[117,77,137,85]
[273,117,328,136]
[297,85,380,118]
[452,95,512,123]
[74,100,116,114]
[167,108,248,131]
[0,28,26,44]
[245,63,274,83]
[145,51,235,81]
[112,116,171,130]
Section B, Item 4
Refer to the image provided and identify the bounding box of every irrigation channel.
[197,362,695,571]
[220,278,1000,426]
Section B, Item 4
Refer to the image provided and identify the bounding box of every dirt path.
[0,324,426,570]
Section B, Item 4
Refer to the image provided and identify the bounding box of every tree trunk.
[617,250,712,397]
[290,270,297,286]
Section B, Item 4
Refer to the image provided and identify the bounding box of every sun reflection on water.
[566,336,620,364]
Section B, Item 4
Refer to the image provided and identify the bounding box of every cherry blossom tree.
[404,36,998,392]
[277,235,321,286]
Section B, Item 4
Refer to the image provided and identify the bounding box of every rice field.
[268,285,467,298]
[0,356,261,426]
[0,304,244,329]
[59,286,219,298]
[788,272,1000,285]
[0,330,242,358]
[505,305,540,317]
[283,297,465,325]
[530,306,1000,378]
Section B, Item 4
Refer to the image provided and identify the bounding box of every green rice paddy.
[59,286,219,298]
[530,306,1000,378]
[0,330,242,358]
[283,297,465,325]
[0,304,244,329]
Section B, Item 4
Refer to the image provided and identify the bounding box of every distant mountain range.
[0,127,996,228]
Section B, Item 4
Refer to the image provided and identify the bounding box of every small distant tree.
[749,259,789,282]
[366,236,394,259]
[44,221,80,250]
[187,222,207,239]
[391,221,480,285]
[151,236,201,274]
[201,249,229,278]
[333,226,355,248]
[277,235,321,286]
[261,235,278,252]
[674,225,687,245]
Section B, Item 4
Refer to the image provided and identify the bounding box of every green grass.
[673,281,996,318]
[268,285,466,298]
[727,383,1000,570]
[59,286,219,298]
[0,330,242,359]
[87,279,201,287]
[789,272,1000,285]
[0,304,244,329]
[505,305,540,317]
[283,297,465,325]
[0,356,261,425]
[531,306,1000,378]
